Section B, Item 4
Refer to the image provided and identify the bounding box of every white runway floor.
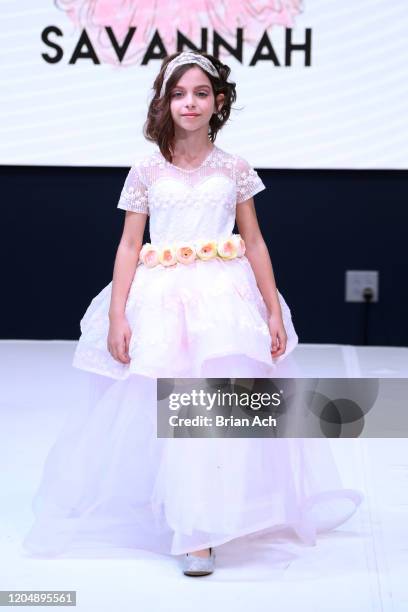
[0,340,407,611]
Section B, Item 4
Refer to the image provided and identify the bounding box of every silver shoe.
[182,547,216,576]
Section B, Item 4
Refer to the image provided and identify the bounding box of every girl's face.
[169,66,224,134]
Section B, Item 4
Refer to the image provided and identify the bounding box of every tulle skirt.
[22,354,363,558]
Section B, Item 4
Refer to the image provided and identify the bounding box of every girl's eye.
[171,92,208,97]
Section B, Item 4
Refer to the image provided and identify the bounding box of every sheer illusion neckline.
[161,145,217,172]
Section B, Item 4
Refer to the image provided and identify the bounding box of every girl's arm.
[107,211,147,364]
[236,198,287,357]
[109,211,147,319]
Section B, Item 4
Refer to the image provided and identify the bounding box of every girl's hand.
[268,312,287,358]
[107,314,132,364]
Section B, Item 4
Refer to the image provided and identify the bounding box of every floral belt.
[139,234,246,268]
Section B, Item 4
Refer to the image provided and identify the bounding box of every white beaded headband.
[159,51,219,98]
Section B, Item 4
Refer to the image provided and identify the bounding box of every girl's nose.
[185,93,195,106]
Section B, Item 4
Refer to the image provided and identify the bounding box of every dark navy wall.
[2,164,407,346]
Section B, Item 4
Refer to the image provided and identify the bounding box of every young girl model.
[23,51,363,577]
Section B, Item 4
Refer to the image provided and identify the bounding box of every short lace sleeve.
[117,164,149,215]
[235,155,266,204]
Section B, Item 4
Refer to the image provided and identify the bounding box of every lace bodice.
[117,144,266,247]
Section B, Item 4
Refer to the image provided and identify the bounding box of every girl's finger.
[112,341,124,363]
[271,333,278,351]
[124,331,131,357]
[121,337,132,363]
[119,340,128,362]
[275,333,287,355]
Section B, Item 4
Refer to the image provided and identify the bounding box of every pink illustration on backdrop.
[54,0,304,65]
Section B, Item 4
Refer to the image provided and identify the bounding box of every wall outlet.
[345,270,379,302]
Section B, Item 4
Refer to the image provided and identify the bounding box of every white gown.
[22,144,363,557]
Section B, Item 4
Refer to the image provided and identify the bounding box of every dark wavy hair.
[143,52,237,163]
